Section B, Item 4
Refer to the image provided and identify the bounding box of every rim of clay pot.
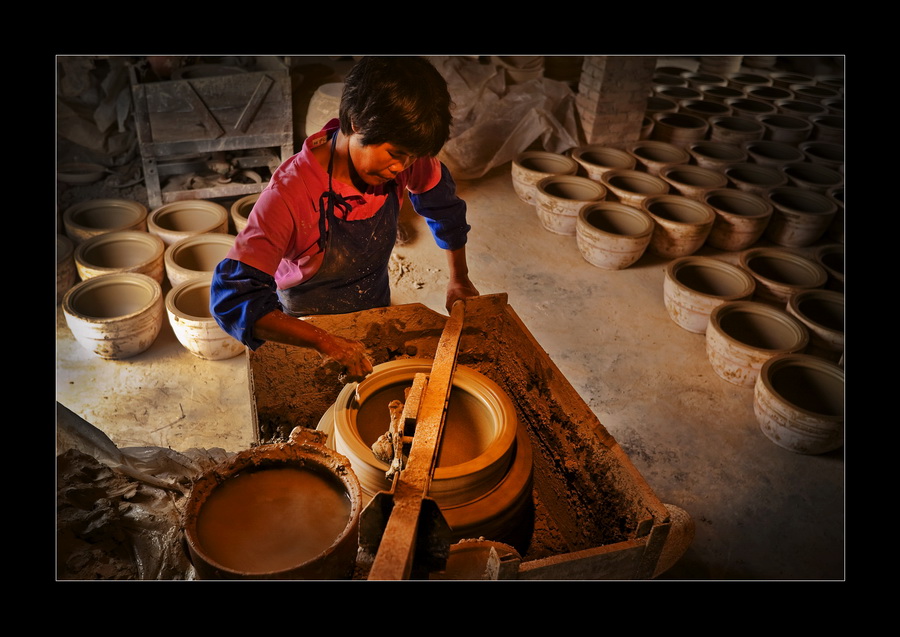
[75,230,166,279]
[165,277,215,321]
[571,145,637,173]
[579,201,654,238]
[725,162,789,188]
[757,113,813,134]
[815,243,844,279]
[786,289,844,336]
[63,272,162,322]
[791,84,841,101]
[710,116,766,135]
[646,95,680,114]
[165,232,236,275]
[767,187,838,216]
[800,141,845,166]
[746,85,795,103]
[148,200,229,243]
[757,353,843,419]
[536,174,607,205]
[655,86,702,102]
[601,169,670,198]
[642,194,715,226]
[63,198,149,241]
[774,99,828,118]
[688,140,748,165]
[709,300,809,353]
[683,71,728,88]
[629,140,692,165]
[181,433,362,579]
[725,72,772,89]
[704,188,773,219]
[743,140,807,165]
[769,72,815,88]
[678,99,732,119]
[739,247,828,290]
[513,150,579,178]
[781,162,844,190]
[652,111,709,133]
[699,85,744,103]
[725,97,778,117]
[659,164,729,190]
[666,256,756,301]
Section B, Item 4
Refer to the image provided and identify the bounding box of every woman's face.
[348,134,417,186]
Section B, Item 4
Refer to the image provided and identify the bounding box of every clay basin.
[182,428,362,580]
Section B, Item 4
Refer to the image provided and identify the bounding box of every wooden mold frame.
[246,293,687,580]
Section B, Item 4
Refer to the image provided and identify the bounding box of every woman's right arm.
[210,259,373,380]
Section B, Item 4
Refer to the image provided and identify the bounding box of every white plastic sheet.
[428,56,582,180]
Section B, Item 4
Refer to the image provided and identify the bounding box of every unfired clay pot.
[703,188,773,251]
[148,200,229,246]
[74,230,166,284]
[754,353,843,455]
[571,145,637,181]
[739,247,828,305]
[786,289,844,363]
[601,169,670,208]
[765,187,838,247]
[705,300,809,388]
[164,232,236,288]
[576,201,654,270]
[687,140,748,171]
[534,175,607,235]
[658,164,729,200]
[642,194,715,258]
[627,140,691,176]
[166,278,245,360]
[663,256,756,333]
[63,272,163,360]
[512,151,579,205]
[63,198,149,245]
[709,116,766,145]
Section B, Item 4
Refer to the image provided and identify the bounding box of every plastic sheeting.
[429,56,582,180]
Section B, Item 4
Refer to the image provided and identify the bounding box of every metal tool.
[359,300,466,580]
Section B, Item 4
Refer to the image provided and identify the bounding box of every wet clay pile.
[56,449,190,580]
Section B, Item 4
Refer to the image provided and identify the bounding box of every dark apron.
[278,133,397,317]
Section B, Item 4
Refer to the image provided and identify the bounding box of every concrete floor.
[55,56,844,580]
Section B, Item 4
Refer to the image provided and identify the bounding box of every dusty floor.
[55,56,845,581]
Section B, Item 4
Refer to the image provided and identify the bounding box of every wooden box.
[247,294,693,580]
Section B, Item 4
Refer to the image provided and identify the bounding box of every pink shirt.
[227,121,443,290]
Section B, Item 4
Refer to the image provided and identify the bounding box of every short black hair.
[339,56,452,158]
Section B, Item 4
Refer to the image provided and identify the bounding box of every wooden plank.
[367,301,465,580]
[235,75,274,133]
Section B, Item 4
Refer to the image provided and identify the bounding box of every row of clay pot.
[57,197,258,361]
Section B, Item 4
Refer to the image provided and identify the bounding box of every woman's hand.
[253,309,373,382]
[444,246,479,313]
[319,333,374,382]
[446,276,480,314]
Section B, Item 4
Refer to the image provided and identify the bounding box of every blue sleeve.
[210,258,283,351]
[408,163,471,251]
